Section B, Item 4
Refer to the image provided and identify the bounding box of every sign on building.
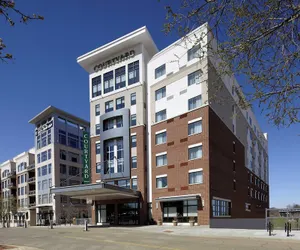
[82,131,90,184]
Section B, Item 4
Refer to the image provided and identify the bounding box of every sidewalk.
[114,225,300,241]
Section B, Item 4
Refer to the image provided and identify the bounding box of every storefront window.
[162,200,198,222]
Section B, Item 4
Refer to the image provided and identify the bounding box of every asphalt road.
[0,227,299,250]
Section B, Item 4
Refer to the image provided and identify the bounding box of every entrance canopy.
[50,182,140,201]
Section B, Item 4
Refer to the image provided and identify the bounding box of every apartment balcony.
[8,183,16,189]
[27,164,35,171]
[28,203,36,208]
[28,177,36,183]
[7,171,16,178]
[28,190,36,196]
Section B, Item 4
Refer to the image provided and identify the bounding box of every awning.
[50,182,140,201]
[155,194,201,202]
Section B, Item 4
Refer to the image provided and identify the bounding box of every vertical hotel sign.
[83,131,90,184]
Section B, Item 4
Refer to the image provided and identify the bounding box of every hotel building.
[52,24,269,228]
[29,106,90,225]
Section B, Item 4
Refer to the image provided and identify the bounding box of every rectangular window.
[48,164,52,174]
[188,70,202,86]
[38,167,41,177]
[104,71,114,94]
[131,135,136,148]
[188,145,203,160]
[69,152,79,163]
[60,150,66,160]
[155,109,166,122]
[21,175,24,183]
[188,120,202,135]
[37,154,40,163]
[116,96,125,110]
[42,194,48,204]
[155,131,167,145]
[188,95,202,110]
[69,166,80,176]
[131,156,137,169]
[95,124,101,135]
[92,75,102,97]
[131,92,136,105]
[48,149,51,160]
[105,100,113,113]
[103,116,123,131]
[117,179,130,189]
[115,66,126,90]
[68,133,79,149]
[95,104,100,116]
[155,64,166,79]
[42,166,47,176]
[132,178,138,190]
[212,198,231,217]
[189,170,203,184]
[96,143,101,155]
[96,162,101,173]
[38,181,41,190]
[59,130,66,145]
[128,60,139,85]
[130,114,136,126]
[155,87,166,101]
[60,164,67,174]
[188,45,200,61]
[41,151,47,162]
[156,153,167,167]
[21,187,24,195]
[156,176,167,188]
[42,180,47,190]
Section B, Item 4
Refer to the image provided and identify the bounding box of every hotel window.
[48,164,52,174]
[103,138,124,175]
[188,144,202,160]
[60,150,66,160]
[155,86,166,101]
[58,130,66,145]
[155,64,166,79]
[68,133,79,149]
[21,187,24,195]
[132,178,138,190]
[156,153,167,167]
[38,195,41,204]
[95,124,100,135]
[188,95,202,110]
[41,151,47,162]
[118,179,130,189]
[95,104,100,116]
[189,169,203,184]
[155,109,166,122]
[69,152,79,163]
[187,45,200,61]
[96,162,101,173]
[131,92,136,105]
[47,129,51,144]
[156,176,167,188]
[188,70,202,86]
[69,166,80,176]
[104,116,123,131]
[130,114,136,126]
[116,96,125,110]
[48,149,51,160]
[41,132,47,147]
[38,181,41,190]
[128,60,139,85]
[115,66,126,90]
[188,120,202,135]
[104,71,114,94]
[60,164,67,174]
[38,167,41,177]
[37,154,40,163]
[37,135,41,149]
[42,180,47,190]
[131,156,137,169]
[96,143,101,155]
[155,131,167,145]
[41,166,47,176]
[42,194,48,204]
[212,198,231,217]
[92,75,102,97]
[131,135,136,148]
[105,100,113,113]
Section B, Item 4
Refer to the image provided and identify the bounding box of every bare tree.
[161,0,300,127]
[0,0,43,61]
[0,196,18,228]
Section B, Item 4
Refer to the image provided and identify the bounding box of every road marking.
[63,235,181,250]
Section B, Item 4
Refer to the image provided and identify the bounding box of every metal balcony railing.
[28,177,36,183]
[27,164,35,170]
[29,190,36,195]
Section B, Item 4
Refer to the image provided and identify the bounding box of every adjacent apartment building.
[29,106,90,225]
[51,24,269,228]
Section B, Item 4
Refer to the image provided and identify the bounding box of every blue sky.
[0,0,299,208]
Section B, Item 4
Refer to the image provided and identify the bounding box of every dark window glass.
[128,60,139,85]
[104,71,114,94]
[130,114,136,126]
[105,100,113,113]
[131,135,136,148]
[92,75,102,97]
[131,92,136,105]
[116,96,125,110]
[95,124,101,135]
[95,104,100,116]
[115,66,126,90]
[155,64,166,79]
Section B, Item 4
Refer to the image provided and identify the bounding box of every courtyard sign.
[82,131,90,184]
[94,50,135,72]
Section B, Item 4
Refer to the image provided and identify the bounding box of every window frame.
[188,144,203,160]
[155,64,166,79]
[155,109,167,123]
[155,86,166,101]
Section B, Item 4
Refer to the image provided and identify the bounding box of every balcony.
[28,177,36,183]
[28,190,36,196]
[7,171,16,178]
[29,203,36,208]
[8,183,16,189]
[27,164,35,171]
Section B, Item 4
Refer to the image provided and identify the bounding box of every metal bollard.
[84,220,88,231]
[50,220,53,229]
[23,221,27,228]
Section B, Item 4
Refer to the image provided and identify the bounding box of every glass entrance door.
[97,205,106,224]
